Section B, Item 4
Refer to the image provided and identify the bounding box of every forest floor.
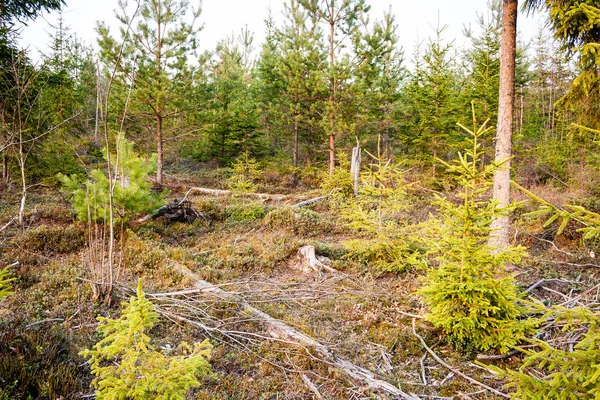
[0,166,598,399]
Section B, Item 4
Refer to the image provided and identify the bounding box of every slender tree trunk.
[18,128,26,225]
[156,113,163,183]
[155,3,164,185]
[1,152,7,188]
[328,11,336,175]
[489,0,518,250]
[293,112,299,168]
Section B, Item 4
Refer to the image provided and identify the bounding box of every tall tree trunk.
[489,0,518,249]
[328,10,336,175]
[155,2,163,185]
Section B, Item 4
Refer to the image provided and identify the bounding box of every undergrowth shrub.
[0,267,14,301]
[0,327,87,400]
[225,202,266,225]
[227,151,262,194]
[418,115,534,354]
[340,145,426,272]
[501,306,600,399]
[81,281,212,399]
[16,224,86,255]
[320,153,354,197]
[58,138,165,223]
[263,206,323,236]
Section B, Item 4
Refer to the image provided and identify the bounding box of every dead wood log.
[138,199,203,223]
[170,262,418,400]
[292,195,328,208]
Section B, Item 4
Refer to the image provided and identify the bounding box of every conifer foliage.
[59,138,164,223]
[0,266,14,301]
[81,280,212,399]
[418,111,532,354]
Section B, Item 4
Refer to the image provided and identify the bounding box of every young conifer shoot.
[418,108,535,354]
[81,280,212,399]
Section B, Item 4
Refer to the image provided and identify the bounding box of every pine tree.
[206,34,262,163]
[59,138,164,223]
[352,7,405,160]
[97,0,202,184]
[298,0,370,174]
[81,280,212,399]
[463,1,501,133]
[268,0,327,167]
[402,21,460,177]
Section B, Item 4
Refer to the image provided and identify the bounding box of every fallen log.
[170,262,417,399]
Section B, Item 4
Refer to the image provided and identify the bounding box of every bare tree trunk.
[489,0,518,250]
[293,112,299,168]
[328,11,336,175]
[156,113,163,184]
[1,148,7,188]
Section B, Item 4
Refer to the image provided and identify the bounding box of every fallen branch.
[411,319,510,399]
[182,187,291,202]
[0,215,18,233]
[25,318,64,330]
[301,374,325,400]
[170,262,418,399]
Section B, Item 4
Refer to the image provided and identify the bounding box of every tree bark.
[293,112,299,167]
[489,0,518,250]
[328,7,336,175]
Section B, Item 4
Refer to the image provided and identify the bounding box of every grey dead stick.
[171,262,418,400]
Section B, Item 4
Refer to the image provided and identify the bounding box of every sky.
[17,0,547,64]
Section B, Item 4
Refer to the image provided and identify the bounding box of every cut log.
[170,262,417,400]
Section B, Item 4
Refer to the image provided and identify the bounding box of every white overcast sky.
[17,0,547,64]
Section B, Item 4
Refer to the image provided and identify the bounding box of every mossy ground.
[1,174,598,399]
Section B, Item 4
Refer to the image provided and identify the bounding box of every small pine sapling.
[418,112,534,354]
[59,138,165,223]
[80,280,212,399]
[227,151,262,194]
[341,138,426,272]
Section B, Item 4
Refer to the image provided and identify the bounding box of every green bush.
[225,202,266,225]
[58,138,165,223]
[339,145,426,272]
[263,206,322,236]
[80,281,212,399]
[418,117,533,354]
[502,306,600,399]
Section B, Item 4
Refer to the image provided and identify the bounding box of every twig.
[25,318,64,330]
[301,374,325,400]
[0,216,18,233]
[526,233,573,257]
[411,319,510,399]
[419,353,428,385]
